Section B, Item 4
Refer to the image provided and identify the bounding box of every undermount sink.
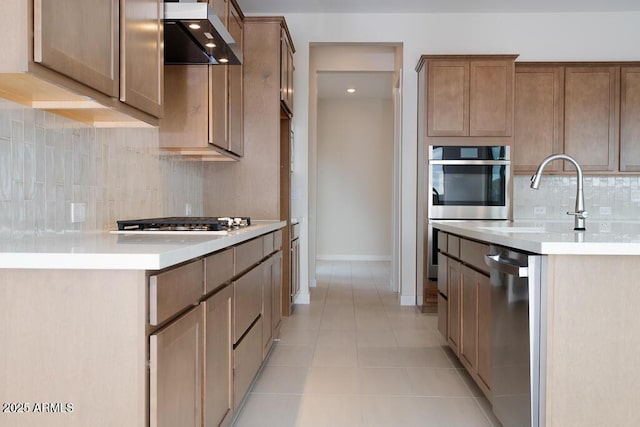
[479,226,547,233]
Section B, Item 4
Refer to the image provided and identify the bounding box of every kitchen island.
[433,219,640,427]
[0,220,285,427]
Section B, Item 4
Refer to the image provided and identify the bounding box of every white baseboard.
[316,255,391,262]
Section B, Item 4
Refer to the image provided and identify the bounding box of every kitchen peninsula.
[0,221,285,427]
[433,219,640,427]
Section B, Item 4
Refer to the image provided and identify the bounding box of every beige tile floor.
[233,260,502,427]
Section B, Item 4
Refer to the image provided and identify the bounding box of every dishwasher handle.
[484,254,529,278]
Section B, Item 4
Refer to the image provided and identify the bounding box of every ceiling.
[236,0,640,14]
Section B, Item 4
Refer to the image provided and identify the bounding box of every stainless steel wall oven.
[427,145,511,278]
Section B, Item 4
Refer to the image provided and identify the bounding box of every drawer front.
[263,233,274,257]
[233,317,263,409]
[235,237,264,275]
[274,229,283,250]
[233,265,263,343]
[437,231,448,252]
[291,223,300,240]
[437,294,448,340]
[205,248,234,295]
[437,253,448,296]
[149,260,203,326]
[460,238,490,274]
[447,235,460,258]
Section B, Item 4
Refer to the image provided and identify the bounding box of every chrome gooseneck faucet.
[530,154,588,231]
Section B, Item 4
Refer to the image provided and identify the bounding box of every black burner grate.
[117,217,251,231]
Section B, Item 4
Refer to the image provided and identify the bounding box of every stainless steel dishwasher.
[485,245,544,427]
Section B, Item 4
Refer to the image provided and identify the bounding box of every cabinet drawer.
[234,316,263,409]
[235,237,264,275]
[447,235,460,258]
[205,248,234,295]
[437,231,448,252]
[149,260,203,326]
[233,265,263,343]
[274,229,283,251]
[263,233,274,257]
[460,239,490,274]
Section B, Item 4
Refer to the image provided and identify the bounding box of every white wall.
[316,96,393,260]
[275,11,640,305]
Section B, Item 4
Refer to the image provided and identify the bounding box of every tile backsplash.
[0,98,204,239]
[514,175,640,221]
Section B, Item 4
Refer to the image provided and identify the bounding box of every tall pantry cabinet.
[205,16,296,317]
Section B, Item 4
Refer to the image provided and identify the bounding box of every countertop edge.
[0,221,287,270]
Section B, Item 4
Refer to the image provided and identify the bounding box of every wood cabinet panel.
[234,317,263,409]
[514,66,564,173]
[280,28,295,115]
[564,66,619,172]
[470,60,514,136]
[160,65,209,149]
[204,285,233,427]
[235,237,264,275]
[477,272,491,390]
[228,2,244,155]
[272,250,283,333]
[150,305,203,427]
[262,256,274,355]
[149,259,203,326]
[209,0,229,28]
[427,61,469,136]
[233,265,263,343]
[620,67,640,172]
[205,248,234,295]
[447,259,461,354]
[460,265,478,370]
[209,65,229,149]
[121,0,163,117]
[35,0,119,98]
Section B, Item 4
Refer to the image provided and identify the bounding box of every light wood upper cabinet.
[35,0,119,98]
[564,66,619,172]
[228,1,244,155]
[470,60,514,136]
[120,0,163,118]
[209,0,229,27]
[513,66,564,173]
[423,55,516,139]
[280,27,295,115]
[620,67,640,172]
[0,0,161,127]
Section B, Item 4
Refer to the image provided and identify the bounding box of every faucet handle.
[566,210,589,219]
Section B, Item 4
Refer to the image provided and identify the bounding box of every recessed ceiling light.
[219,58,229,63]
[188,23,201,30]
[205,42,216,48]
[347,88,356,93]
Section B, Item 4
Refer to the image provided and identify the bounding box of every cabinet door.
[35,0,119,97]
[620,67,640,172]
[121,0,163,117]
[209,0,229,28]
[262,256,274,356]
[228,2,244,156]
[447,259,461,354]
[291,238,300,301]
[460,265,478,371]
[272,250,283,334]
[150,305,203,427]
[564,66,619,172]
[234,317,263,409]
[280,30,294,114]
[427,61,470,137]
[209,64,229,150]
[204,285,233,427]
[514,66,564,173]
[286,37,294,112]
[477,272,491,390]
[469,60,514,136]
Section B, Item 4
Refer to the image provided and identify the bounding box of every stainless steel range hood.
[163,1,242,65]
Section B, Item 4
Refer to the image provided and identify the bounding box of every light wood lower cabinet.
[438,232,491,398]
[150,305,204,427]
[234,316,263,409]
[204,285,233,427]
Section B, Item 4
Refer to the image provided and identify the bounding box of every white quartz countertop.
[0,220,286,270]
[431,219,640,255]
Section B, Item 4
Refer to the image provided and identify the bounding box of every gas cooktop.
[115,216,251,233]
